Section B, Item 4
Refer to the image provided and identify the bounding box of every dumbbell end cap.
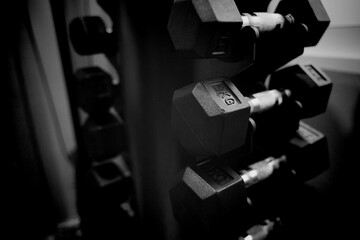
[172,79,250,156]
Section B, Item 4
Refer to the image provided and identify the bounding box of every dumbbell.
[272,0,330,46]
[172,63,331,156]
[167,0,329,60]
[82,112,127,161]
[168,0,292,60]
[170,123,327,238]
[170,155,292,239]
[74,66,116,116]
[69,16,115,55]
[170,157,280,239]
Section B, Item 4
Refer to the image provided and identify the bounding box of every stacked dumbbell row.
[168,0,332,237]
[172,63,332,157]
[168,0,329,63]
[170,119,329,238]
[74,66,132,204]
[68,2,139,239]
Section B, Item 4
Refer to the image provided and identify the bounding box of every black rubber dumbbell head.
[285,121,329,181]
[75,66,116,115]
[269,64,332,118]
[170,159,249,239]
[82,112,127,161]
[172,78,251,156]
[276,0,330,46]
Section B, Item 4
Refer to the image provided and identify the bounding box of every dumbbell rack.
[52,0,331,240]
[52,0,141,239]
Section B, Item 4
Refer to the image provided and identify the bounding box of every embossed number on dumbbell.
[211,82,237,106]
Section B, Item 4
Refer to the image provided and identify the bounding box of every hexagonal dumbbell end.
[74,66,116,116]
[87,156,133,204]
[82,112,127,161]
[269,64,332,118]
[276,0,330,46]
[172,78,250,156]
[170,159,248,239]
[69,16,115,55]
[167,0,248,60]
[286,121,329,181]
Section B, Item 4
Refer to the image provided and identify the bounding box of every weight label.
[211,82,238,106]
[304,64,328,83]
